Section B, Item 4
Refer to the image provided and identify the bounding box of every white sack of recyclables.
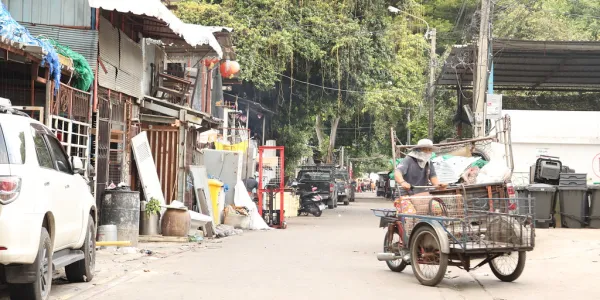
[476,160,512,184]
[433,156,479,184]
[234,180,272,230]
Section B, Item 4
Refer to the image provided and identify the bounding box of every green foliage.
[493,0,600,41]
[176,0,599,175]
[272,123,313,176]
[145,198,161,216]
[177,0,433,168]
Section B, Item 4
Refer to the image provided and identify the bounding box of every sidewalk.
[0,239,217,300]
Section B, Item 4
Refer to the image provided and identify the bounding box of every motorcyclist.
[394,139,446,196]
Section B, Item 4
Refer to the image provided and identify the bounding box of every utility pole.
[427,28,437,140]
[473,0,491,137]
[340,146,344,167]
[390,127,396,160]
[407,109,411,144]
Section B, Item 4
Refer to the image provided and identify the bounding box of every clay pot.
[161,208,191,237]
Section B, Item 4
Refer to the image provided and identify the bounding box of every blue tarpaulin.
[0,3,61,92]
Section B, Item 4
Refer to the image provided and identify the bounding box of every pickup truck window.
[334,173,348,180]
[46,136,73,174]
[0,124,26,164]
[31,125,54,169]
[0,125,8,164]
[297,171,330,181]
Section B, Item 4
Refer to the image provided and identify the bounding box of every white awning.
[88,0,224,58]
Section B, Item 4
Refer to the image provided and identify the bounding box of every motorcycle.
[292,182,326,217]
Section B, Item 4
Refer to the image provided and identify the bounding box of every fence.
[51,83,91,123]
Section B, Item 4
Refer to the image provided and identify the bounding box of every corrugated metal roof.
[22,23,97,70]
[438,39,600,91]
[2,0,91,27]
[88,0,224,58]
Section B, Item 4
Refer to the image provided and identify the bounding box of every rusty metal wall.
[2,0,92,27]
[143,125,179,204]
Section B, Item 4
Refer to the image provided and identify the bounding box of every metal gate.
[49,83,92,171]
[95,93,110,211]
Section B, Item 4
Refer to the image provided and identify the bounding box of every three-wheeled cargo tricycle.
[372,183,535,287]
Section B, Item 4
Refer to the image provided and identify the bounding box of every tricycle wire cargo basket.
[372,195,535,286]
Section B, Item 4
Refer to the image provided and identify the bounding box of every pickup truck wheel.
[8,228,52,300]
[65,217,95,282]
[327,199,334,209]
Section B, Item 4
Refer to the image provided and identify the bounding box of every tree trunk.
[326,116,341,163]
[315,115,325,148]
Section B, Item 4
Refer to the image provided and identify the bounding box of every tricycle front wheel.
[489,251,526,282]
[410,226,448,286]
[383,230,407,272]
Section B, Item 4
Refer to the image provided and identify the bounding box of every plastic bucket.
[98,225,118,249]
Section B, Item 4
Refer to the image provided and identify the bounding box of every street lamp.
[388,6,431,38]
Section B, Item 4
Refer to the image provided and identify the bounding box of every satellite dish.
[463,105,474,125]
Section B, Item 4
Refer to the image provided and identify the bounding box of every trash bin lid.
[208,179,224,187]
[515,185,528,191]
[526,183,556,192]
[557,186,588,191]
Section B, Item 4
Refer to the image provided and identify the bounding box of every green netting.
[471,159,488,168]
[46,39,94,91]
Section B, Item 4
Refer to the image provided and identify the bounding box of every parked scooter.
[292,182,326,217]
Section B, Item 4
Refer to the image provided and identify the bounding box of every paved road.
[4,193,600,299]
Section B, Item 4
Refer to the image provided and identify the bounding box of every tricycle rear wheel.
[383,230,407,272]
[410,226,448,286]
[489,251,526,282]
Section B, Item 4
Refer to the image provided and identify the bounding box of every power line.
[275,72,421,95]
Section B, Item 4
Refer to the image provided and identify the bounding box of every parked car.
[296,165,338,209]
[334,169,352,205]
[0,100,97,300]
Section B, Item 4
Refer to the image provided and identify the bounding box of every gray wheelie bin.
[526,184,556,228]
[515,186,528,199]
[588,185,600,229]
[558,186,589,228]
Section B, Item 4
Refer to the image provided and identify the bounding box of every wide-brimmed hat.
[412,139,438,151]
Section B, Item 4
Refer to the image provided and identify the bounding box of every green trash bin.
[588,185,600,229]
[526,184,556,228]
[558,186,589,228]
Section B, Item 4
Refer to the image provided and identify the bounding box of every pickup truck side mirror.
[71,156,85,175]
[291,181,298,187]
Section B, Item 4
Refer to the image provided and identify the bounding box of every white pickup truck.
[0,99,97,300]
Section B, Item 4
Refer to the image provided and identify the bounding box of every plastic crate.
[559,173,587,187]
